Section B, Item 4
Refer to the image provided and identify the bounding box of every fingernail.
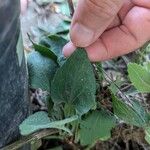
[63,42,76,57]
[71,23,94,47]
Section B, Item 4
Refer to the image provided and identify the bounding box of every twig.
[67,0,74,17]
[1,129,58,150]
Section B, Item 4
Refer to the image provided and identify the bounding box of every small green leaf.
[51,49,96,116]
[40,35,67,65]
[40,35,67,56]
[79,110,116,146]
[33,43,58,64]
[27,51,58,91]
[19,111,78,135]
[112,94,148,127]
[128,63,150,92]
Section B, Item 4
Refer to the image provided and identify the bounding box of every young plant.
[19,34,150,148]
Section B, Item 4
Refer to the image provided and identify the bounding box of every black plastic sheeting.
[0,0,29,148]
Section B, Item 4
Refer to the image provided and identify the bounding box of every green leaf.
[51,48,96,116]
[79,110,116,146]
[144,62,150,72]
[27,51,58,91]
[128,63,150,92]
[33,43,58,64]
[112,94,148,127]
[145,127,150,145]
[19,111,78,135]
[40,35,67,65]
[109,81,123,95]
[40,35,67,56]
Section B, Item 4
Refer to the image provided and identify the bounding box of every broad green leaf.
[27,51,58,91]
[112,94,148,127]
[51,49,96,116]
[33,43,58,64]
[19,111,78,135]
[64,104,76,118]
[79,110,116,146]
[128,63,150,92]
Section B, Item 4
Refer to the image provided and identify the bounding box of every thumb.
[70,0,123,47]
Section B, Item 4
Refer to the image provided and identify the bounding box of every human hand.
[63,0,150,61]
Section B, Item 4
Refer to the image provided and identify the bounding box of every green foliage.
[27,51,58,91]
[33,43,58,64]
[145,127,150,144]
[21,33,150,148]
[55,20,70,35]
[51,48,96,116]
[128,63,150,93]
[40,35,67,66]
[112,94,148,127]
[145,62,150,71]
[40,35,66,56]
[79,110,116,145]
[19,111,78,135]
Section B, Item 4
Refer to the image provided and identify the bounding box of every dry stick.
[1,129,58,150]
[67,0,74,17]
